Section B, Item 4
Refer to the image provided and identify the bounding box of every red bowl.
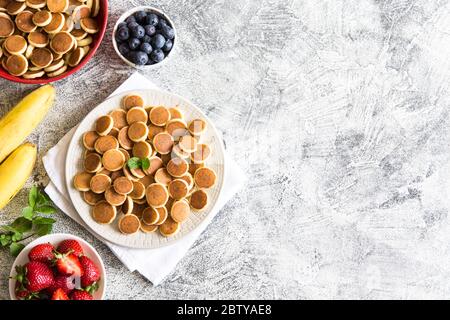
[0,0,108,84]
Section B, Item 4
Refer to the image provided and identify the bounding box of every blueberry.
[157,18,168,29]
[118,22,127,29]
[128,37,141,50]
[118,43,130,56]
[127,21,139,29]
[125,15,136,24]
[150,49,164,63]
[142,35,151,43]
[144,24,156,36]
[132,51,149,65]
[140,42,152,54]
[131,25,145,39]
[144,13,158,26]
[116,27,130,41]
[161,24,174,39]
[134,10,147,23]
[151,34,165,49]
[162,38,173,52]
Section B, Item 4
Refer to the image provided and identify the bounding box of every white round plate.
[9,233,106,300]
[65,89,225,249]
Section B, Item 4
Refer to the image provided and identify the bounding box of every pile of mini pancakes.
[0,0,101,79]
[73,93,218,237]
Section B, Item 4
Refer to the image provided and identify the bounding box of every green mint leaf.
[22,206,34,220]
[34,205,56,214]
[11,217,32,233]
[1,225,17,233]
[9,242,25,257]
[0,235,11,247]
[33,216,56,225]
[34,223,52,236]
[11,232,22,242]
[28,186,38,208]
[127,157,140,170]
[141,158,150,170]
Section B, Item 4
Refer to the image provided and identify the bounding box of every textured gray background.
[1,0,450,299]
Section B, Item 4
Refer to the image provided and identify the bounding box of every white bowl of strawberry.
[9,233,106,300]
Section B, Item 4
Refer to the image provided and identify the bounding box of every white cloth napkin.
[43,72,246,286]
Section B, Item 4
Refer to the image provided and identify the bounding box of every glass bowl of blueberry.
[113,6,176,67]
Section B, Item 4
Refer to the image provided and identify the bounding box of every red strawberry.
[51,288,69,300]
[70,290,93,300]
[55,253,83,277]
[15,281,39,300]
[79,256,100,288]
[15,261,54,292]
[47,275,75,295]
[28,243,55,264]
[57,239,84,257]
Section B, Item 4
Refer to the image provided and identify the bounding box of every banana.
[0,143,37,210]
[0,85,55,163]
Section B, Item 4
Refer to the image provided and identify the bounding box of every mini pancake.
[149,106,170,126]
[129,181,145,200]
[71,28,87,40]
[140,223,158,233]
[105,186,127,206]
[172,143,190,159]
[147,124,165,141]
[50,31,74,54]
[168,179,189,200]
[159,217,180,237]
[165,197,174,212]
[61,14,74,32]
[166,157,189,177]
[67,46,84,66]
[190,189,208,211]
[166,119,188,139]
[4,35,27,54]
[28,31,49,48]
[97,168,111,176]
[26,0,47,9]
[77,35,92,46]
[118,126,133,150]
[32,10,52,26]
[127,121,148,142]
[84,152,102,173]
[25,44,34,59]
[120,196,133,214]
[188,119,207,136]
[22,69,45,79]
[0,46,2,59]
[191,143,211,163]
[15,10,36,32]
[118,214,140,234]
[143,156,163,175]
[145,183,169,208]
[92,201,116,224]
[52,52,63,61]
[102,148,125,171]
[0,15,14,37]
[154,168,172,186]
[123,164,139,182]
[139,174,154,188]
[5,54,27,76]
[82,130,99,150]
[129,166,145,179]
[180,173,194,190]
[47,0,69,12]
[153,132,174,155]
[169,107,183,120]
[7,0,26,15]
[142,206,159,225]
[130,202,146,219]
[84,149,95,158]
[108,127,119,138]
[73,171,93,191]
[119,148,130,161]
[170,200,190,223]
[72,4,90,22]
[44,12,65,34]
[110,109,127,129]
[122,94,144,110]
[179,135,198,153]
[90,173,111,194]
[80,17,98,33]
[95,115,114,136]
[46,64,67,77]
[30,47,53,68]
[194,167,217,189]
[126,107,147,124]
[94,135,118,154]
[133,197,147,205]
[113,176,133,195]
[110,170,124,181]
[90,0,100,17]
[83,190,103,205]
[154,206,168,225]
[132,141,152,159]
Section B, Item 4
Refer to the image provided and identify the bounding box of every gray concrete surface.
[2,0,450,299]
